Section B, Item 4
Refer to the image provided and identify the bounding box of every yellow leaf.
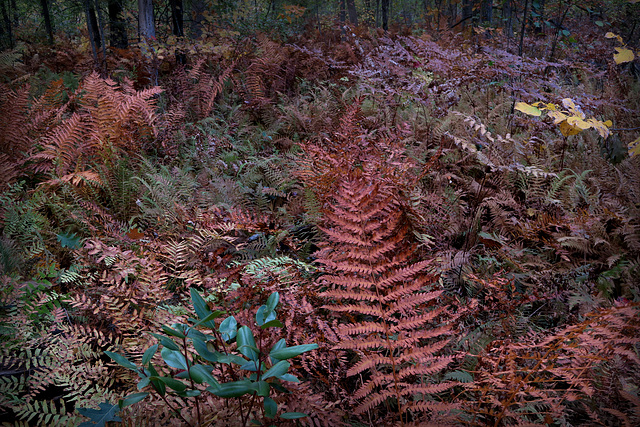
[567,116,591,130]
[548,110,568,124]
[561,98,576,110]
[613,47,635,64]
[629,137,640,157]
[559,120,582,137]
[605,32,624,43]
[604,120,612,127]
[588,119,611,139]
[515,102,542,116]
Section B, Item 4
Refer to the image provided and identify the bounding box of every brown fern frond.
[308,133,457,424]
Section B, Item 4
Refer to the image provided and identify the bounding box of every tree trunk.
[88,3,101,50]
[346,0,358,25]
[1,0,14,49]
[481,0,492,24]
[504,0,513,38]
[40,0,54,44]
[381,0,389,30]
[108,0,128,48]
[462,0,472,30]
[138,0,155,40]
[518,0,529,56]
[169,0,185,64]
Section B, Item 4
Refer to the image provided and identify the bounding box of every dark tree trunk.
[108,0,128,48]
[1,0,14,49]
[504,0,513,38]
[381,0,389,30]
[518,0,529,56]
[169,0,185,64]
[40,0,54,44]
[481,0,493,24]
[462,0,472,30]
[138,0,155,40]
[88,4,101,49]
[346,0,358,25]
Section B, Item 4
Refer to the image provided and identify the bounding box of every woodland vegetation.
[1,0,639,425]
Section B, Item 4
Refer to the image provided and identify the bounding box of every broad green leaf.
[211,380,253,398]
[157,376,187,392]
[177,390,201,397]
[251,380,270,397]
[255,305,276,326]
[216,353,248,365]
[219,316,237,341]
[264,397,277,419]
[162,325,186,338]
[265,292,279,312]
[161,348,189,371]
[261,319,283,329]
[189,364,220,387]
[77,402,122,427]
[118,393,148,409]
[150,377,166,396]
[629,136,640,157]
[262,360,290,380]
[150,333,180,351]
[278,373,300,383]
[137,377,150,390]
[237,326,259,361]
[105,351,138,371]
[192,337,220,363]
[514,102,541,116]
[190,288,210,320]
[270,344,318,360]
[240,360,260,371]
[141,344,158,366]
[280,412,308,419]
[614,47,635,64]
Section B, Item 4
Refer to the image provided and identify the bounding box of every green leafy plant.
[103,289,318,427]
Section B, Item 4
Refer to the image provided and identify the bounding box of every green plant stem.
[182,336,201,426]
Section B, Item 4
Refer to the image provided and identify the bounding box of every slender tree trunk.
[93,0,106,55]
[83,0,98,64]
[346,0,358,25]
[40,0,54,44]
[108,0,128,48]
[1,0,14,49]
[138,0,155,40]
[381,0,389,30]
[170,0,185,64]
[504,0,513,38]
[518,0,529,56]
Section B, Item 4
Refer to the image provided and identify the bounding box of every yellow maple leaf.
[613,47,635,64]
